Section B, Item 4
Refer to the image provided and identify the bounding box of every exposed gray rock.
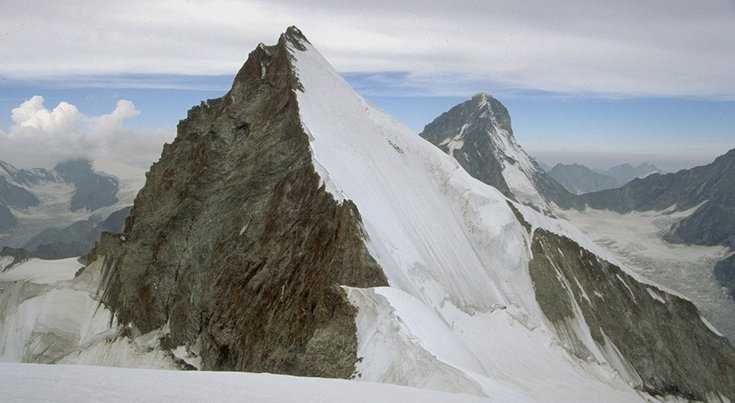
[525,223,735,400]
[95,27,387,378]
[419,93,581,213]
[0,246,32,271]
[0,177,39,209]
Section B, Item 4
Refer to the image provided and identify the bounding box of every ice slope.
[291,39,645,401]
[0,255,175,368]
[0,363,496,403]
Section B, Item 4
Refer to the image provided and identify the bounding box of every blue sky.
[1,1,734,171]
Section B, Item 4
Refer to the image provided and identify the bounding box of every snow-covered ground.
[0,257,82,284]
[292,37,647,402]
[0,363,496,403]
[0,255,175,367]
[557,206,735,341]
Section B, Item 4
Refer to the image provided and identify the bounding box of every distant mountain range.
[545,162,663,194]
[0,159,144,258]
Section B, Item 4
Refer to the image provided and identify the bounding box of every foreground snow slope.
[293,37,646,402]
[0,363,494,403]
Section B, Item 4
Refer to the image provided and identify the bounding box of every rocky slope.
[419,93,580,214]
[97,28,387,378]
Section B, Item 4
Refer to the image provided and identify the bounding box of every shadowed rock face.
[419,94,580,214]
[97,27,387,378]
[527,225,735,400]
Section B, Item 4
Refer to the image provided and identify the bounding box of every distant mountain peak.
[420,94,576,214]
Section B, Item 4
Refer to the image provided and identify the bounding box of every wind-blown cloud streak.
[1,0,734,98]
[0,96,174,169]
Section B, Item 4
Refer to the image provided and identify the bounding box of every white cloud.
[0,96,173,169]
[1,0,734,98]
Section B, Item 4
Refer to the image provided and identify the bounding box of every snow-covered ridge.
[289,37,647,401]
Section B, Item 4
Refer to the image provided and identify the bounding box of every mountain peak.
[420,93,574,214]
[282,25,309,50]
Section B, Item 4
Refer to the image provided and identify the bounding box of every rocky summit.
[419,93,580,215]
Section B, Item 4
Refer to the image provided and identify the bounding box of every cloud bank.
[0,96,173,169]
[1,0,734,98]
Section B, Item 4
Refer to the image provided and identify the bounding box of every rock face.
[98,27,386,377]
[526,224,735,400]
[0,206,17,231]
[419,93,579,214]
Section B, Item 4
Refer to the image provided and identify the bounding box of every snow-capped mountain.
[2,27,735,402]
[0,159,144,258]
[419,93,579,215]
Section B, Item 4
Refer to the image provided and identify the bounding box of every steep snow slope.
[0,363,497,403]
[292,38,645,402]
[0,253,175,367]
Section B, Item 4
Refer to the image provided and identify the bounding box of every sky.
[1,0,734,172]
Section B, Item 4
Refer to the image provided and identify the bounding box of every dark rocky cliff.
[96,27,387,377]
[514,208,735,400]
[419,94,581,213]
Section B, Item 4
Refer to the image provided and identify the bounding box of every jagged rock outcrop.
[96,27,387,378]
[419,93,580,214]
[526,225,735,400]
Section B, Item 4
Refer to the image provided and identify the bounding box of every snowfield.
[0,363,496,403]
[557,205,735,341]
[292,38,647,401]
